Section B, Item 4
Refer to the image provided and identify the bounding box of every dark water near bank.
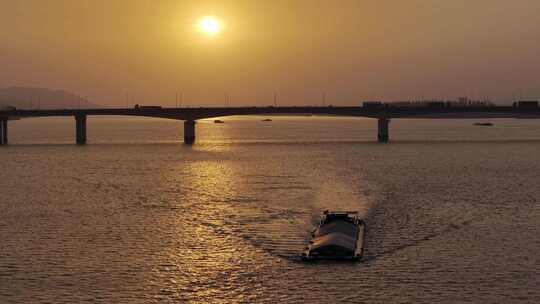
[1,116,539,303]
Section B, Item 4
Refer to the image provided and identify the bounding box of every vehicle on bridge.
[426,101,446,108]
[134,104,162,110]
[362,101,383,109]
[514,101,539,108]
[302,210,365,261]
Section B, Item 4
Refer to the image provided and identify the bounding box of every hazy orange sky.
[1,0,540,106]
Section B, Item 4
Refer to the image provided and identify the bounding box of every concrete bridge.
[1,106,540,145]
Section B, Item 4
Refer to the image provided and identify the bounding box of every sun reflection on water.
[158,159,266,301]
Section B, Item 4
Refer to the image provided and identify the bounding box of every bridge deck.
[1,106,540,145]
[1,106,540,120]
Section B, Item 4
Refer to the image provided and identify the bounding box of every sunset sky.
[1,0,540,106]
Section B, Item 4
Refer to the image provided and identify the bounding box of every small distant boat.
[302,211,365,261]
[473,122,494,126]
[214,119,225,124]
[262,118,272,122]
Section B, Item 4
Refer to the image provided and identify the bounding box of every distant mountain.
[0,87,101,109]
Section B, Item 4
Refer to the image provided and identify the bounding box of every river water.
[1,116,539,303]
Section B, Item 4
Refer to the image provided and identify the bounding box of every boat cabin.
[303,211,365,261]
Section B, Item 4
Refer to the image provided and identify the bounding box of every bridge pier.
[0,119,7,145]
[378,118,390,143]
[75,115,87,145]
[184,120,196,144]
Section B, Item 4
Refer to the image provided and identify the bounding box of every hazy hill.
[0,87,100,109]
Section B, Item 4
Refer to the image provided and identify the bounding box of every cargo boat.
[302,211,365,261]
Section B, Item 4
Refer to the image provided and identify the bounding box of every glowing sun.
[197,16,222,36]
